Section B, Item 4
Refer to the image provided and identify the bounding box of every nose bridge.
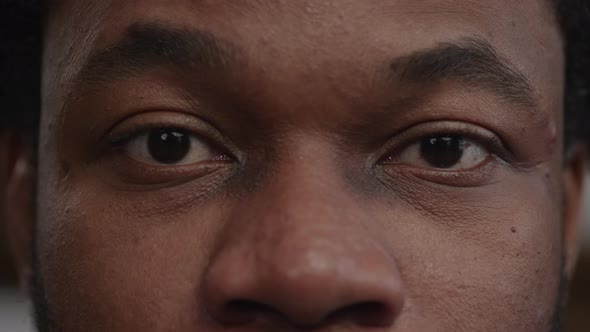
[202,142,406,328]
[247,160,362,275]
[240,141,365,258]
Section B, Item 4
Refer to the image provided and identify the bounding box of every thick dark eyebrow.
[75,22,236,88]
[76,25,535,111]
[390,38,537,109]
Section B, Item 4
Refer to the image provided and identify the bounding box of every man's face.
[36,0,571,331]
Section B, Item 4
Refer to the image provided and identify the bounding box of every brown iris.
[147,128,191,164]
[419,135,465,169]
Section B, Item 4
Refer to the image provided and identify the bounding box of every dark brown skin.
[3,0,589,331]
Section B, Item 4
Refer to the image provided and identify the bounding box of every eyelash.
[108,125,174,147]
[106,122,228,157]
[379,122,514,166]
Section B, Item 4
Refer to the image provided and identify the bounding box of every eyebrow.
[75,24,536,111]
[75,22,236,88]
[389,38,537,109]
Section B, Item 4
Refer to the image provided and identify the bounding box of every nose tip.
[202,245,405,328]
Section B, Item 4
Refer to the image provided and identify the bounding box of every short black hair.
[0,0,589,149]
[0,0,40,131]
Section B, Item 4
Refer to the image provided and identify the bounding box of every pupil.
[419,135,464,168]
[147,129,191,164]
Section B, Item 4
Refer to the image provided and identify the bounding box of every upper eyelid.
[386,136,489,161]
[407,133,501,153]
[109,126,195,146]
[375,121,513,164]
[100,109,218,142]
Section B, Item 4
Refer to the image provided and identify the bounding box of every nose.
[203,239,404,328]
[202,163,405,329]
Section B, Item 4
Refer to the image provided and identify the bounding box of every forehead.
[48,0,559,60]
[43,0,563,123]
[46,1,560,73]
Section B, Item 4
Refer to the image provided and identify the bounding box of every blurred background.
[1,174,589,330]
[565,185,590,332]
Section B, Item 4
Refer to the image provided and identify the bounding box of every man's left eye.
[392,134,490,170]
[123,128,215,165]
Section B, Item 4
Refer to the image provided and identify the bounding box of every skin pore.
[4,0,588,331]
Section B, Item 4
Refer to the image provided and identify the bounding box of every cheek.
[36,158,564,331]
[36,176,226,331]
[378,167,562,331]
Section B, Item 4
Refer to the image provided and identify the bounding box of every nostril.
[202,229,405,329]
[326,301,396,327]
[216,299,280,326]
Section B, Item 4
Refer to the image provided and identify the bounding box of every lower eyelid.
[379,155,499,187]
[106,156,236,188]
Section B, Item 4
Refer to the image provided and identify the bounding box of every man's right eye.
[123,128,217,166]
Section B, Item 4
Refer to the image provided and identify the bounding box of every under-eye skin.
[378,121,512,186]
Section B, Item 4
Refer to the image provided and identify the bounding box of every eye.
[123,128,216,165]
[393,134,490,170]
